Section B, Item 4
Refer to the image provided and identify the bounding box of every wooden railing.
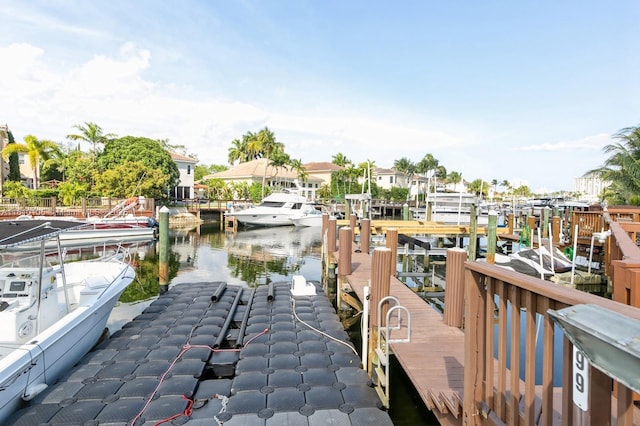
[462,209,640,425]
[0,197,156,218]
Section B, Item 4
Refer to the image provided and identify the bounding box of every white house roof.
[169,152,198,163]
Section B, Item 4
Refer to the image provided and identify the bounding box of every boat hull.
[0,261,134,423]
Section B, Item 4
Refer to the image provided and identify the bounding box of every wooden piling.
[328,217,337,253]
[487,211,498,264]
[368,247,392,373]
[507,213,514,234]
[158,206,170,294]
[385,228,398,276]
[443,247,466,327]
[338,227,353,279]
[361,218,371,254]
[468,204,478,260]
[349,214,357,235]
[552,215,561,243]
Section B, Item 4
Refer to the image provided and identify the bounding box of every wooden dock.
[328,211,640,425]
[341,250,466,425]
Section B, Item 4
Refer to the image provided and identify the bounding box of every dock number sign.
[572,346,589,410]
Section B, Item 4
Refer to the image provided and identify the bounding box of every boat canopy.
[0,219,85,249]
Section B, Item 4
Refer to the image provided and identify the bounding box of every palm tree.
[227,138,246,165]
[446,171,462,191]
[250,127,285,199]
[331,152,351,167]
[417,153,439,198]
[587,125,640,204]
[1,135,61,189]
[288,158,308,183]
[66,122,116,162]
[393,157,415,191]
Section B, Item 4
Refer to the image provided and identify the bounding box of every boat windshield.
[260,201,286,208]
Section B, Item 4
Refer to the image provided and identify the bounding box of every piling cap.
[159,206,170,213]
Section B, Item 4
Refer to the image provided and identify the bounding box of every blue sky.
[1,1,638,193]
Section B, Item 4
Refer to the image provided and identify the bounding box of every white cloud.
[517,133,611,152]
[0,42,470,168]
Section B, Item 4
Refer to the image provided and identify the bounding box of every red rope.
[153,395,194,425]
[130,328,269,424]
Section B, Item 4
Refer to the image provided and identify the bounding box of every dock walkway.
[343,250,466,423]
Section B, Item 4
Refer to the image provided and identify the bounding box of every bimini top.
[0,219,85,249]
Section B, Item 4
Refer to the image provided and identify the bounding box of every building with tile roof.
[203,158,326,200]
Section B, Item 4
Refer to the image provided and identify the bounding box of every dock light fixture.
[548,304,640,394]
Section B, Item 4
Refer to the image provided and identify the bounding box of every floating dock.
[8,281,391,425]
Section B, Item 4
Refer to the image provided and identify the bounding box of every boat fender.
[23,383,48,401]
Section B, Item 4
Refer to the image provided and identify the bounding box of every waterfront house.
[202,158,323,200]
[169,151,198,201]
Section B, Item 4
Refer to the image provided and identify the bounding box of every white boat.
[412,191,494,225]
[289,205,325,227]
[226,189,311,227]
[0,219,135,423]
[11,216,157,249]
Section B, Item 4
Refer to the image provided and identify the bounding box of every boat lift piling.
[158,206,170,293]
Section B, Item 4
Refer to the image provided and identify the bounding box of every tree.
[228,137,247,165]
[58,180,88,206]
[468,179,489,197]
[250,127,285,199]
[587,125,640,204]
[6,129,20,182]
[1,135,61,189]
[288,158,308,183]
[67,122,116,162]
[194,164,227,181]
[393,157,415,193]
[93,160,170,198]
[332,152,351,167]
[97,136,180,196]
[445,171,462,191]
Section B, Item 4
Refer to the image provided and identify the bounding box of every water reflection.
[114,224,322,300]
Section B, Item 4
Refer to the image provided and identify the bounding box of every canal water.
[104,222,438,425]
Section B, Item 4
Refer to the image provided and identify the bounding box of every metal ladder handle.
[385,305,411,343]
[376,295,401,334]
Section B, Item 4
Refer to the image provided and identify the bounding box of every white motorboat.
[289,204,325,227]
[226,189,310,227]
[10,216,157,249]
[0,219,135,423]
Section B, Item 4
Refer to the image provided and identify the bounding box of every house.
[203,158,324,200]
[374,167,430,200]
[169,151,198,200]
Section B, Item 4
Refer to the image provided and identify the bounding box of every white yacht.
[227,189,310,227]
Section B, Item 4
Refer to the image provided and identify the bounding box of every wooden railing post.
[463,268,486,425]
[443,248,466,327]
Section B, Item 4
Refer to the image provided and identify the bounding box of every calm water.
[105,222,438,425]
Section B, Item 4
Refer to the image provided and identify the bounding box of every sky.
[0,1,638,194]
